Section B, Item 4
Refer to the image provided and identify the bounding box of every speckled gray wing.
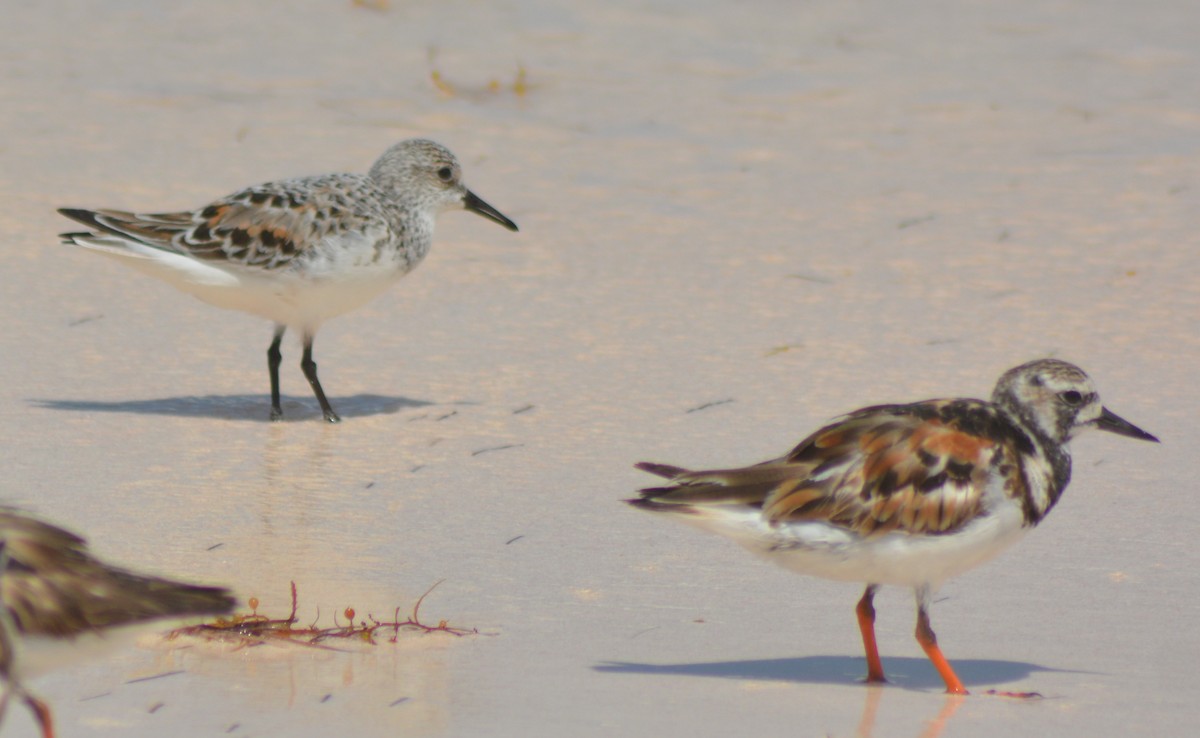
[58,173,394,272]
[0,511,235,638]
[634,401,1031,537]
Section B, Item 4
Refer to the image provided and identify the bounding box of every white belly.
[94,249,407,333]
[179,270,403,332]
[678,504,1029,590]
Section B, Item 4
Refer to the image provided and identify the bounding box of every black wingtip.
[216,591,239,614]
[634,461,689,479]
[631,462,694,512]
[57,208,102,229]
[176,585,238,618]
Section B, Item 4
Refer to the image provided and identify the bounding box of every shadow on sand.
[594,655,1086,692]
[30,394,433,422]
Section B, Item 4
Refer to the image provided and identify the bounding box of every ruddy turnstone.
[58,139,518,422]
[0,509,235,737]
[630,359,1158,694]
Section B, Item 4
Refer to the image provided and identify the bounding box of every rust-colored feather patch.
[918,422,994,461]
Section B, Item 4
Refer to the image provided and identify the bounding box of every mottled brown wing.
[58,174,390,272]
[763,404,1010,535]
[1,510,235,637]
[636,401,1021,536]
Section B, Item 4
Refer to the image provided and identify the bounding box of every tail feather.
[59,231,99,244]
[625,495,698,514]
[8,570,236,638]
[57,207,191,252]
[104,570,236,622]
[632,458,801,511]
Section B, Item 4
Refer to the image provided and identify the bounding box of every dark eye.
[436,167,454,182]
[1059,390,1083,406]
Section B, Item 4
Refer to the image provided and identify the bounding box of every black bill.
[464,190,519,232]
[1096,407,1159,442]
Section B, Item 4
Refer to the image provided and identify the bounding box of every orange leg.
[856,585,887,683]
[25,694,55,738]
[914,602,967,695]
[1,689,55,738]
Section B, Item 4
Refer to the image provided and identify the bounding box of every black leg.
[300,334,340,423]
[268,325,285,421]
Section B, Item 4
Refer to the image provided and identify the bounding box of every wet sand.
[1,0,1197,735]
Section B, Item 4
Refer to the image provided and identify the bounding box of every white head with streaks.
[991,359,1156,444]
[368,139,518,232]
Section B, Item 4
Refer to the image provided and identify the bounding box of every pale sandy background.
[2,0,1198,736]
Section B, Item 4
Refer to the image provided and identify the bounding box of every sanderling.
[59,139,518,422]
[0,509,235,737]
[630,359,1157,695]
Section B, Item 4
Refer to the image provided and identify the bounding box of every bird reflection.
[855,687,965,738]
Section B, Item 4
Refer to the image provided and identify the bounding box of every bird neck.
[1003,408,1073,525]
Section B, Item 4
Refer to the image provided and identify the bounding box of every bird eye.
[436,167,454,182]
[1059,390,1083,406]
